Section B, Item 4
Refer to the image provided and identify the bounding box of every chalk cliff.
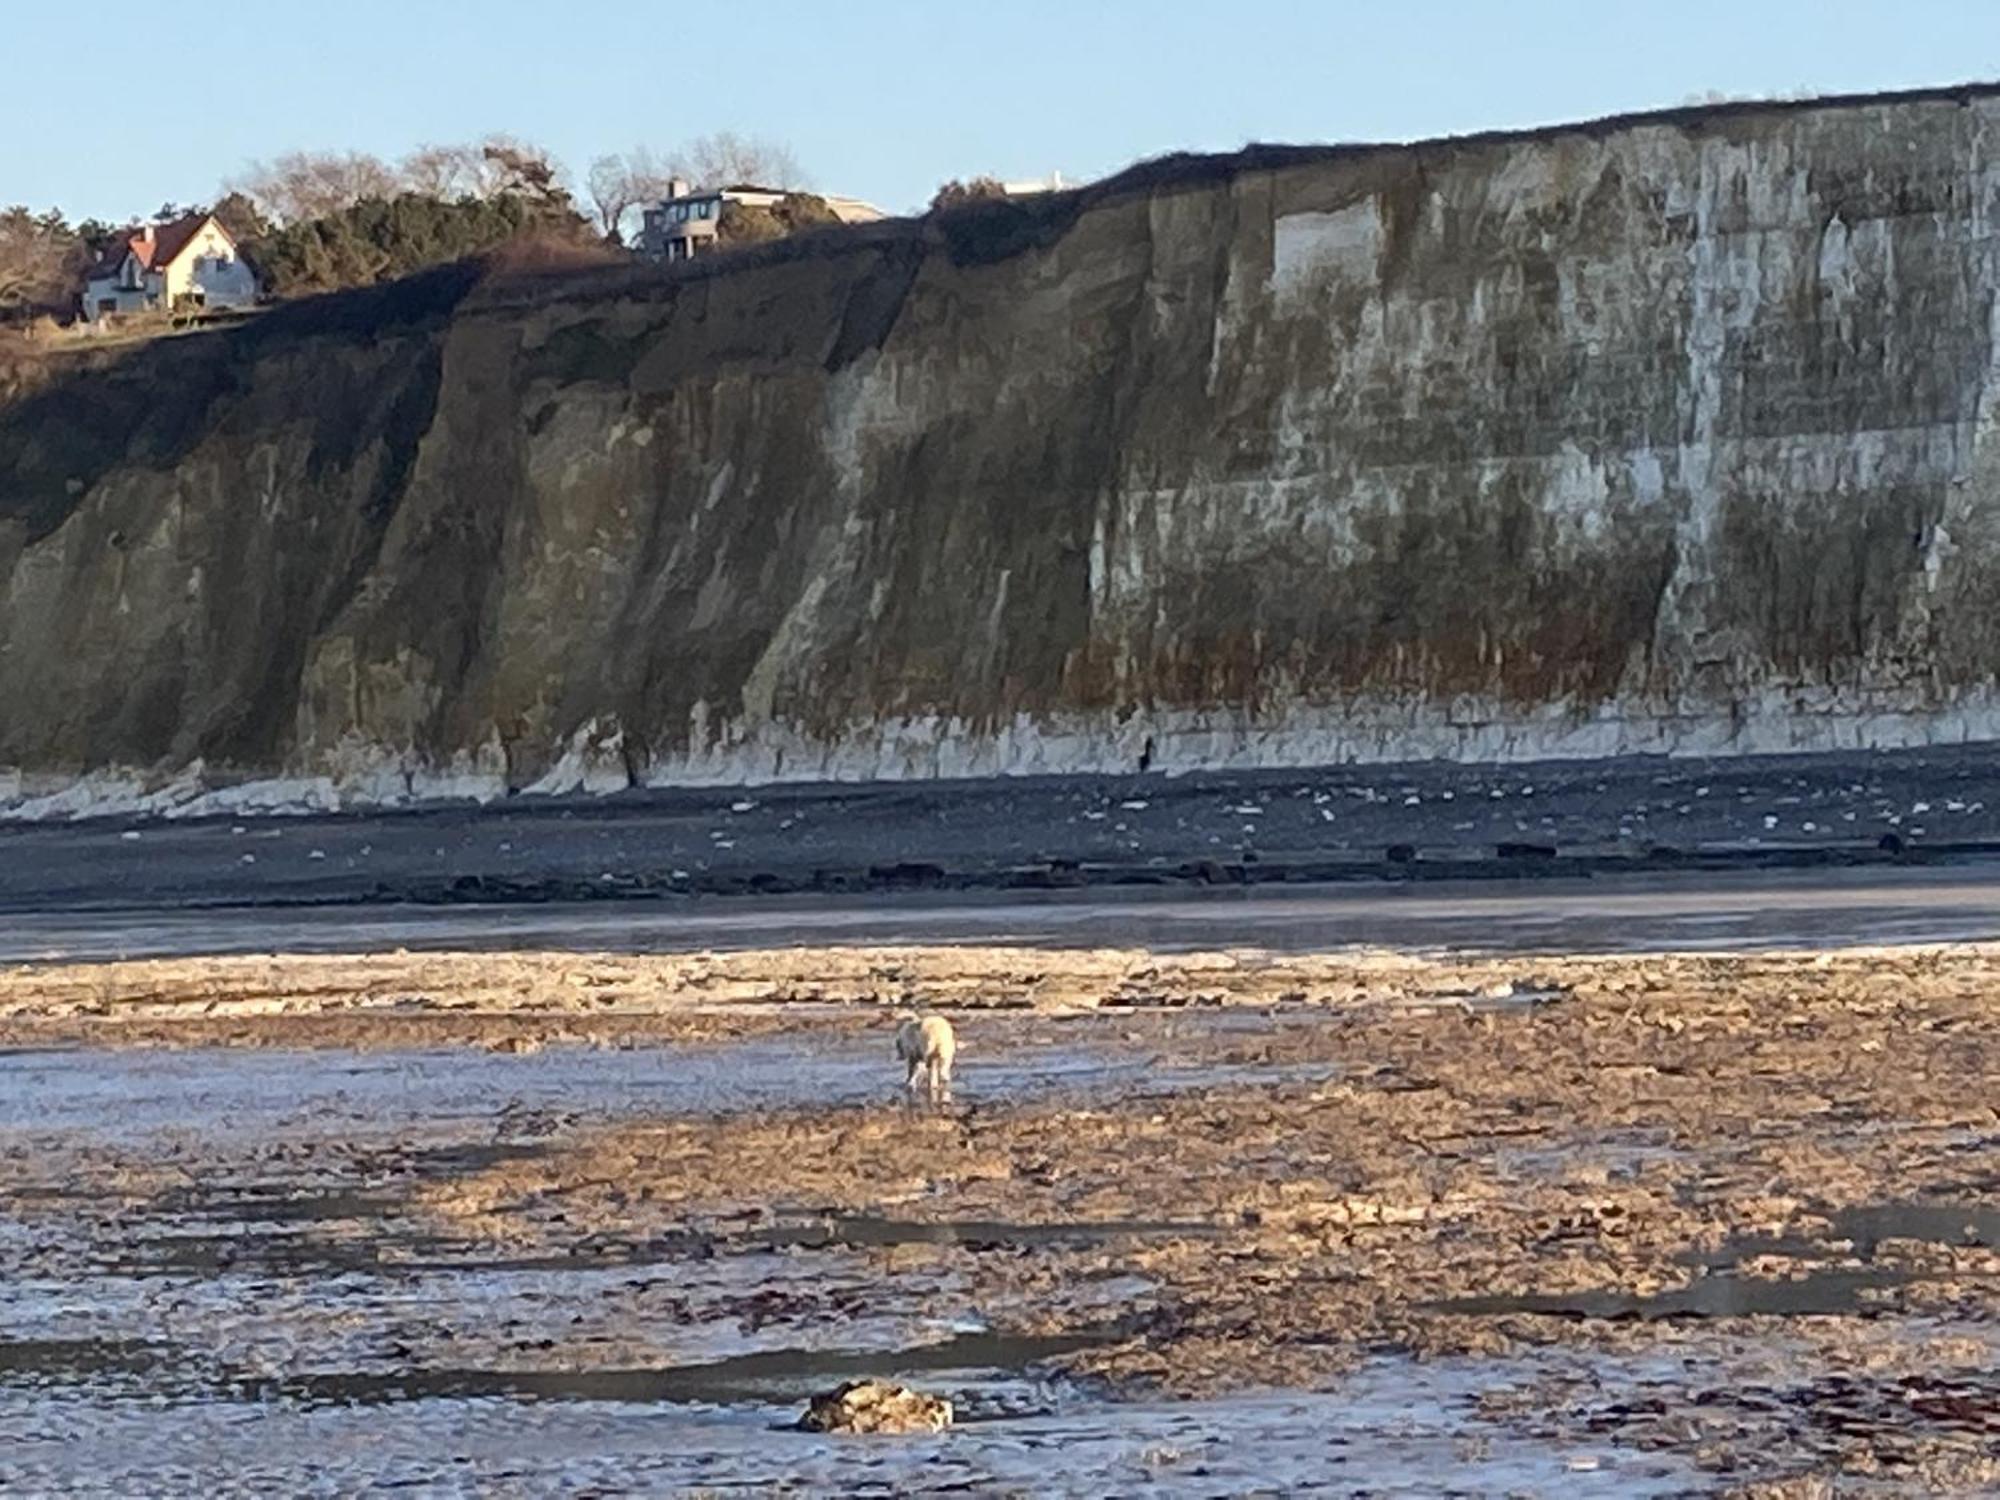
[6,85,2000,816]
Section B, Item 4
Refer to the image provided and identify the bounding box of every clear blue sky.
[8,0,1999,223]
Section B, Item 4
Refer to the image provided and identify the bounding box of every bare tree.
[400,142,494,201]
[0,207,78,315]
[586,147,677,241]
[478,136,571,209]
[227,136,580,227]
[228,150,400,224]
[397,135,569,203]
[671,132,805,191]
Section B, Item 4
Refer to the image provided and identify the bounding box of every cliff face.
[7,87,2000,815]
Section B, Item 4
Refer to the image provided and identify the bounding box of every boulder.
[797,1379,953,1434]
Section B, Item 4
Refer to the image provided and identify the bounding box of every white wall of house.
[82,255,159,319]
[163,222,257,309]
[641,194,724,259]
[639,189,786,260]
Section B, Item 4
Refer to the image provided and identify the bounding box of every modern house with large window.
[638,179,884,261]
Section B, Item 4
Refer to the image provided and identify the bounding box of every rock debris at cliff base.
[6,748,2000,921]
[6,943,2000,1488]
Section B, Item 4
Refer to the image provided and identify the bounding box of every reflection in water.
[1438,1267,1911,1320]
[236,1330,1107,1409]
[1440,1200,2000,1321]
[0,1339,160,1383]
[0,1354,1700,1497]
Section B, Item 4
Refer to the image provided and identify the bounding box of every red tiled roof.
[148,214,213,268]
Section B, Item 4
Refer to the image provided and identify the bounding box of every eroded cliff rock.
[6,86,2000,816]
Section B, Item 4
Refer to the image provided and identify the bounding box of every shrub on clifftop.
[248,191,594,296]
[928,176,1009,213]
[716,193,843,248]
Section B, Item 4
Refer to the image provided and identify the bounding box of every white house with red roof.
[81,212,259,321]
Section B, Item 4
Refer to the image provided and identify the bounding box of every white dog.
[895,1013,957,1101]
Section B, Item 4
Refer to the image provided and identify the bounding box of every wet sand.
[8,862,2000,965]
[5,940,2000,1491]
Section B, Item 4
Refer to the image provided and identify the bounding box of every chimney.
[139,223,154,244]
[668,176,689,201]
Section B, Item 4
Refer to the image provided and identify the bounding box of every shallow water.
[1441,1267,1914,1320]
[0,1033,1326,1148]
[10,1022,1968,1491]
[0,1353,1699,1497]
[13,861,2000,965]
[758,1212,1227,1251]
[0,1025,1391,1491]
[1820,1202,2000,1256]
[1441,1199,2000,1322]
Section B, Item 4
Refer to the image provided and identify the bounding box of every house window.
[675,203,690,222]
[696,200,713,219]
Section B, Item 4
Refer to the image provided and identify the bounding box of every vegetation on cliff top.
[6,117,1096,332]
[1,131,826,322]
